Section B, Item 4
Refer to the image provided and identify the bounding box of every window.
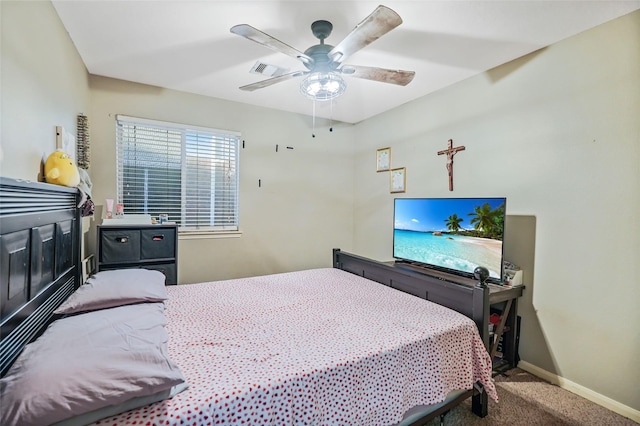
[116,115,239,232]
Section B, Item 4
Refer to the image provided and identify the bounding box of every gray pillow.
[0,303,187,426]
[54,268,168,314]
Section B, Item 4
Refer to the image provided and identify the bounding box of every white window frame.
[115,115,240,234]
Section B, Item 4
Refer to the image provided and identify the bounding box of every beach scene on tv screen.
[394,198,505,279]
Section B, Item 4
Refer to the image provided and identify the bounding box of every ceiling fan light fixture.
[300,72,346,101]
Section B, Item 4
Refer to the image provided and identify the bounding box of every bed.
[0,177,497,426]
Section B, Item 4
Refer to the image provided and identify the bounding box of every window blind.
[115,115,240,231]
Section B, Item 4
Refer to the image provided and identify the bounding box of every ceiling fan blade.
[231,24,313,65]
[341,65,415,86]
[239,70,308,92]
[328,5,402,64]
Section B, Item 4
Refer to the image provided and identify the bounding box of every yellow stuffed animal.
[44,150,80,187]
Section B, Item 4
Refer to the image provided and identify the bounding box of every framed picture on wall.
[376,147,391,172]
[390,167,406,193]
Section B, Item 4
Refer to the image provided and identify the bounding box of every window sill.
[178,230,242,240]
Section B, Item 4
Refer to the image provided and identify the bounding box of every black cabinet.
[97,224,178,285]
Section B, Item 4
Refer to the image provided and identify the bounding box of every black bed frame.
[333,248,490,423]
[0,177,82,377]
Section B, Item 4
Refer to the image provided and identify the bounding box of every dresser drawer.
[97,224,178,284]
[140,228,175,259]
[100,230,140,263]
[142,263,177,285]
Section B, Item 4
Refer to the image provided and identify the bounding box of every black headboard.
[0,177,81,376]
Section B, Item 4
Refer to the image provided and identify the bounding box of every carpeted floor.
[424,368,637,425]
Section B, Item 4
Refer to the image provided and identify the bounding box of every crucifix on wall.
[437,139,465,191]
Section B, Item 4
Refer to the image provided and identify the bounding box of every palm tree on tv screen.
[445,214,464,232]
[468,203,505,239]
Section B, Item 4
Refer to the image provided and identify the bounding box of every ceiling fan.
[230,5,415,100]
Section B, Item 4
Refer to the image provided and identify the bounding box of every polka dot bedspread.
[94,268,497,425]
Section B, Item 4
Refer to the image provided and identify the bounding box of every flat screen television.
[393,197,506,284]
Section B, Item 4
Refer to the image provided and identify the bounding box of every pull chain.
[329,98,334,132]
[312,100,316,138]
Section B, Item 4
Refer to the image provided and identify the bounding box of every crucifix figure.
[437,139,465,191]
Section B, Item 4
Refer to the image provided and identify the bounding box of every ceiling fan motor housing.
[303,20,339,72]
[303,43,338,72]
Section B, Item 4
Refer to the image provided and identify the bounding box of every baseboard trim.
[518,361,640,423]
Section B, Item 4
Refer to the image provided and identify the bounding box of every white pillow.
[55,268,167,314]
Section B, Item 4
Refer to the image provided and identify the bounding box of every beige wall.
[2,0,639,419]
[88,76,355,283]
[353,10,640,415]
[0,0,90,179]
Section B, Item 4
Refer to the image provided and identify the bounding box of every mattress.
[94,268,497,425]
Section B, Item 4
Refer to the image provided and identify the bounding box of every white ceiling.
[52,1,639,124]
